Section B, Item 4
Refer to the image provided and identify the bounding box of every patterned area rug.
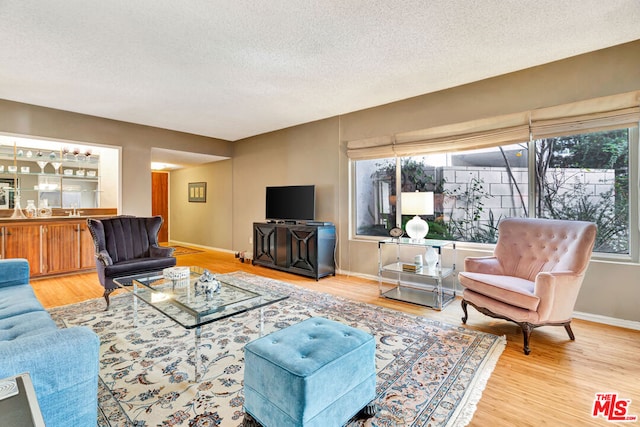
[169,246,204,256]
[48,272,505,427]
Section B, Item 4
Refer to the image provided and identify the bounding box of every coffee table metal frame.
[114,267,288,381]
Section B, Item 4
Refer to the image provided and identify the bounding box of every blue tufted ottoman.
[243,317,376,427]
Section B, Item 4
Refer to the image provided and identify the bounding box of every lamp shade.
[401,192,434,215]
[401,191,434,239]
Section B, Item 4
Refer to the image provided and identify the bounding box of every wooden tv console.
[252,222,336,280]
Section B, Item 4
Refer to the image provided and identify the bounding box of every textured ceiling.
[1,1,640,142]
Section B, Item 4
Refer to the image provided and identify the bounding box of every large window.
[354,127,634,255]
[534,129,630,253]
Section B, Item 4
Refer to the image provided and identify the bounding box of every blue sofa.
[0,258,100,427]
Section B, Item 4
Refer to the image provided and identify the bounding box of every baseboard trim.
[169,240,235,255]
[338,269,640,331]
[573,311,640,331]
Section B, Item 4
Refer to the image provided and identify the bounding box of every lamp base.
[405,215,429,239]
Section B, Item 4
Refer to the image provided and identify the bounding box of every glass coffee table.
[113,266,288,381]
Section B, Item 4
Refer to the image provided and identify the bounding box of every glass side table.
[378,237,456,310]
[0,373,45,427]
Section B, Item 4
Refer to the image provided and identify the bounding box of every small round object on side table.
[389,227,404,238]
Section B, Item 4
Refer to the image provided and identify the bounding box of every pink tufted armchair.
[458,217,597,355]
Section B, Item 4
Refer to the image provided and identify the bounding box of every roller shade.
[347,112,530,160]
[345,135,395,160]
[530,107,640,139]
[392,125,530,157]
[347,90,640,160]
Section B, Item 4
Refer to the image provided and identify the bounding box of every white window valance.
[530,106,640,139]
[346,91,640,160]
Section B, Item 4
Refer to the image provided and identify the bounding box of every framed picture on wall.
[0,178,17,209]
[188,182,207,203]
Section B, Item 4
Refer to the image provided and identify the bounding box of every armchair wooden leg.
[103,289,115,311]
[461,299,469,324]
[521,323,533,355]
[564,323,575,340]
[354,402,377,420]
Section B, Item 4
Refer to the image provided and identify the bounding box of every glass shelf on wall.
[0,143,102,211]
[0,171,99,179]
[0,152,99,165]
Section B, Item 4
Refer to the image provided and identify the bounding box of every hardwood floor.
[31,248,640,426]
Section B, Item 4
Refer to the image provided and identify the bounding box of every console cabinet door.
[288,226,317,274]
[43,223,79,274]
[2,224,43,276]
[79,222,96,269]
[253,224,277,266]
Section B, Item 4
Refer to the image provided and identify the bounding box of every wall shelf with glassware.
[377,237,457,310]
[0,144,101,210]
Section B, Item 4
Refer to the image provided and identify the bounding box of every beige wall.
[0,40,639,322]
[231,118,341,253]
[0,100,232,215]
[340,40,640,141]
[230,40,640,323]
[169,160,233,249]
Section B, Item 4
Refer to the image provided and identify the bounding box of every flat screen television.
[265,185,315,222]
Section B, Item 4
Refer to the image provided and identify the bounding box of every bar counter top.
[0,208,117,223]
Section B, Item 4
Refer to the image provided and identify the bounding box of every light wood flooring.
[31,247,640,426]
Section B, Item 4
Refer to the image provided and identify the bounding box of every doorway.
[152,172,169,243]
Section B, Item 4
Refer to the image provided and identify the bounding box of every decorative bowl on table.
[163,266,191,288]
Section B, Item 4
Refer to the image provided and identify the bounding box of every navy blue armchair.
[87,215,176,309]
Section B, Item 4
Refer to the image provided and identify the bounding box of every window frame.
[350,126,639,263]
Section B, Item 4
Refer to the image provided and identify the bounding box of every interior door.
[152,172,169,243]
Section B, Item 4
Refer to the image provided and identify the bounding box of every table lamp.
[401,191,434,239]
